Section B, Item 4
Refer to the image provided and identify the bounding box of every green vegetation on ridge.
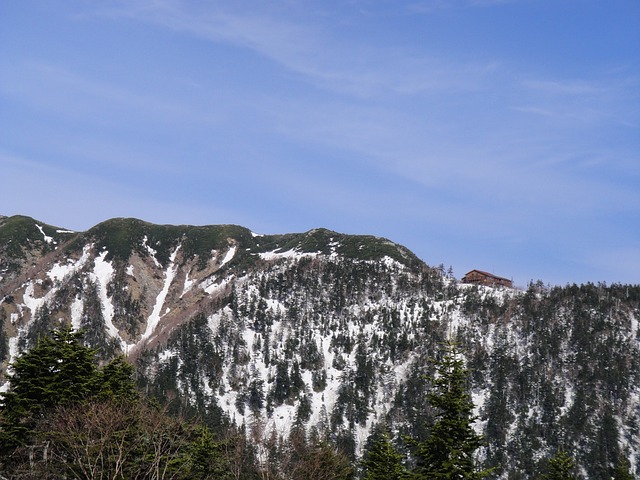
[1,215,421,276]
[0,215,70,259]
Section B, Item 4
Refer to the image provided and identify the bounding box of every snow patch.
[328,238,341,256]
[22,281,46,315]
[472,389,488,435]
[181,271,194,297]
[22,277,66,320]
[259,249,318,261]
[0,337,21,393]
[202,276,232,295]
[560,382,575,417]
[158,349,177,363]
[70,297,84,331]
[90,251,121,342]
[207,308,230,335]
[35,224,53,244]
[380,255,404,269]
[132,245,181,347]
[220,245,237,267]
[47,244,92,282]
[142,235,161,267]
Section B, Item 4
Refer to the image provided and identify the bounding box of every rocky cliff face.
[1,215,639,477]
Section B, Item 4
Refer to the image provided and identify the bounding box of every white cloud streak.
[0,61,222,127]
[95,0,500,97]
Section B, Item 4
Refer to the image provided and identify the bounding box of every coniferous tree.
[184,425,233,479]
[362,428,406,480]
[542,449,578,480]
[0,326,99,454]
[98,355,138,401]
[412,342,491,479]
[0,327,140,458]
[612,458,634,480]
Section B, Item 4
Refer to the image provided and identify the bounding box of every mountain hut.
[461,269,513,288]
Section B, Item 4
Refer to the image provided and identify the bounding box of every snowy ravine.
[1,216,639,478]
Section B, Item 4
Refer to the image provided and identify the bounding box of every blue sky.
[1,0,639,286]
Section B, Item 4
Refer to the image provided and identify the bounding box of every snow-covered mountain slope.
[1,215,639,477]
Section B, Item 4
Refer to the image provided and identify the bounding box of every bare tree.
[37,399,137,480]
[34,399,191,480]
[131,403,190,480]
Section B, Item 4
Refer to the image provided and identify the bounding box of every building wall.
[462,270,513,288]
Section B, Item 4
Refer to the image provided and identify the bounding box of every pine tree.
[412,342,491,479]
[362,428,406,480]
[542,449,578,480]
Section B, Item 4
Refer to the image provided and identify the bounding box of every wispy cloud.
[265,87,640,215]
[469,0,518,6]
[407,0,519,13]
[0,61,220,126]
[511,106,557,117]
[406,0,455,14]
[513,72,640,129]
[523,79,602,96]
[94,0,500,97]
[82,2,640,208]
[0,149,245,230]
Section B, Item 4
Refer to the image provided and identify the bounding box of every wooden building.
[461,269,513,288]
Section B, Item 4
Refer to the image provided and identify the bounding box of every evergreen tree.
[412,342,491,479]
[98,355,138,400]
[362,428,406,480]
[0,326,138,458]
[185,425,233,479]
[612,458,634,480]
[542,449,578,480]
[0,326,99,453]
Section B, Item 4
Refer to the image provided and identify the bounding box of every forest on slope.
[0,215,639,478]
